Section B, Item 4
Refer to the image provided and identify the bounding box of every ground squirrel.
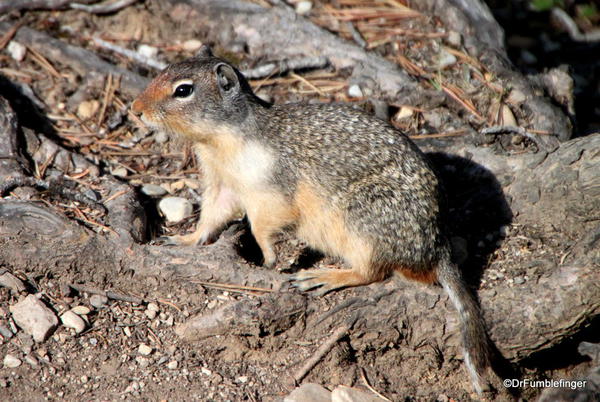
[131,46,492,394]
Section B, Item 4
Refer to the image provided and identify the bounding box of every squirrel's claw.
[154,234,204,246]
[154,235,185,246]
[289,268,339,295]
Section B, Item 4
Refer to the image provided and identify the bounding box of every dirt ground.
[0,1,598,401]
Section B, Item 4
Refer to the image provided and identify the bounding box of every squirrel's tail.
[437,257,491,394]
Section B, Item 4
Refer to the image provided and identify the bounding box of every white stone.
[71,306,91,315]
[284,383,331,402]
[138,343,153,356]
[3,354,21,368]
[182,39,203,52]
[158,197,193,223]
[77,100,100,120]
[348,84,363,98]
[438,49,457,69]
[136,356,150,368]
[331,385,384,402]
[447,31,462,47]
[0,271,26,292]
[167,360,178,370]
[141,184,167,197]
[295,1,313,15]
[145,309,157,320]
[394,107,414,120]
[500,104,517,126]
[147,302,160,312]
[10,295,58,342]
[7,41,26,62]
[60,311,86,334]
[137,44,158,59]
[111,166,128,178]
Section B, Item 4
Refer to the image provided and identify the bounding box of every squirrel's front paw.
[155,231,213,246]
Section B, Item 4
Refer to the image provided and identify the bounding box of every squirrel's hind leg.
[291,240,389,294]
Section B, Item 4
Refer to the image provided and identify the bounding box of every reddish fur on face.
[131,74,172,115]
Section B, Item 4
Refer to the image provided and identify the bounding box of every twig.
[479,125,549,150]
[0,20,24,50]
[552,8,600,43]
[0,0,90,13]
[360,367,392,401]
[242,56,329,80]
[0,176,107,213]
[409,129,468,139]
[70,0,139,15]
[92,37,167,70]
[190,280,274,293]
[293,321,353,383]
[289,72,326,97]
[69,283,144,304]
[345,22,367,48]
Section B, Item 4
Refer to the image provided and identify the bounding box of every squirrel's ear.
[214,63,239,94]
[196,45,213,58]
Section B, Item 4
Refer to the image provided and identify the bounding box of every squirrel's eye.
[173,84,194,98]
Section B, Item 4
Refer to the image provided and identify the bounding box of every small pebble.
[80,375,89,384]
[0,324,14,339]
[60,311,86,334]
[10,295,59,342]
[70,306,91,315]
[201,367,212,376]
[237,376,248,383]
[136,356,150,368]
[147,302,160,312]
[3,353,21,368]
[158,197,193,223]
[295,1,313,15]
[7,41,26,62]
[438,49,457,69]
[514,276,525,285]
[111,166,128,178]
[446,31,461,47]
[138,343,153,356]
[394,107,414,120]
[124,381,140,393]
[347,84,363,98]
[182,39,203,52]
[137,44,159,59]
[145,309,157,320]
[141,184,167,198]
[89,294,108,308]
[167,360,178,370]
[24,354,38,367]
[163,315,174,327]
[77,100,100,120]
[84,189,100,202]
[0,271,26,292]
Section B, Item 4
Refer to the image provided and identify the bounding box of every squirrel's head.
[131,46,256,142]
